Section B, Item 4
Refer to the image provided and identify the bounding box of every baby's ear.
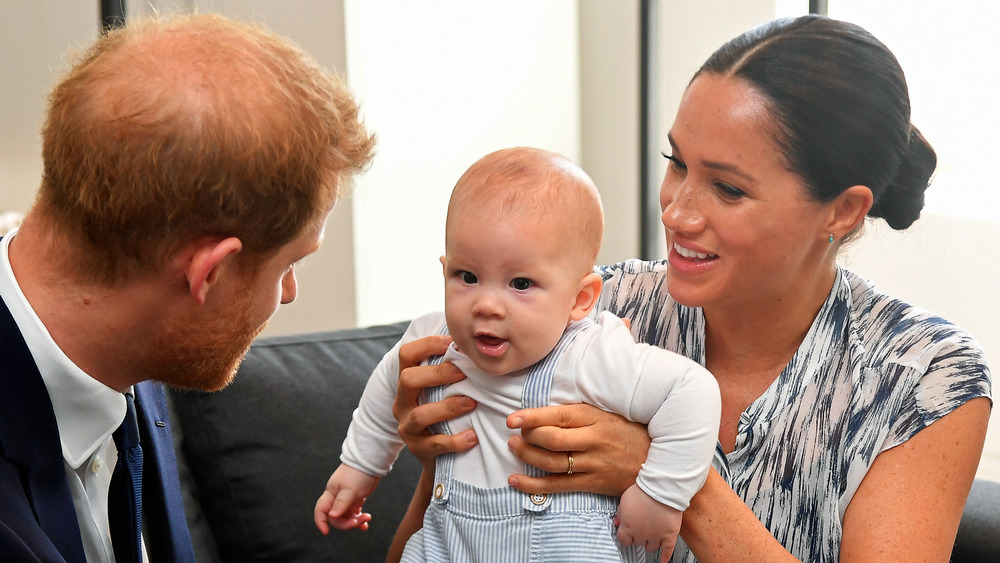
[569,273,603,321]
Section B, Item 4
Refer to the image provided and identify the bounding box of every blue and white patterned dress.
[594,259,993,563]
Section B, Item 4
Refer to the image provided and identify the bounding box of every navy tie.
[109,392,143,563]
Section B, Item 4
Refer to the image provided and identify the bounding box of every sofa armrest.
[952,478,1000,562]
[169,321,421,562]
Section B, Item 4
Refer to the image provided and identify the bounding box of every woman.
[390,15,991,562]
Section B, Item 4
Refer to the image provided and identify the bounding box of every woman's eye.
[511,278,533,290]
[716,182,746,199]
[661,151,687,170]
[460,271,477,284]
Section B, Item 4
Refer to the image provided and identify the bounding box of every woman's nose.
[660,177,705,233]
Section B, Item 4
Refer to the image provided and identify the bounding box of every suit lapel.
[0,296,87,561]
[135,381,196,562]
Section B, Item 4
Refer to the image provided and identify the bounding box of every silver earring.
[828,233,835,243]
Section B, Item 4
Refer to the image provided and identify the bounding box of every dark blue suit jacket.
[0,296,195,562]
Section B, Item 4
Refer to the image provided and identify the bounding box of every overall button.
[434,483,445,499]
[530,493,547,505]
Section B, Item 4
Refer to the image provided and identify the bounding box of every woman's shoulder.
[843,269,989,373]
[841,270,991,448]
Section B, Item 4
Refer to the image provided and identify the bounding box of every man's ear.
[185,237,244,306]
[827,185,874,239]
[569,273,603,321]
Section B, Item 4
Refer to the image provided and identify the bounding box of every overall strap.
[423,323,457,504]
[519,320,590,512]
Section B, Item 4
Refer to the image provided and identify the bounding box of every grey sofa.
[167,321,1000,562]
[169,321,418,562]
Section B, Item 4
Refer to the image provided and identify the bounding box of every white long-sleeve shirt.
[340,310,721,511]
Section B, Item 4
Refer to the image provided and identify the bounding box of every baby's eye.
[510,278,533,290]
[459,271,477,284]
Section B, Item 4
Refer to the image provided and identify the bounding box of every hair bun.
[869,126,936,230]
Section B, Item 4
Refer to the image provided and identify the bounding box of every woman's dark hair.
[696,15,935,230]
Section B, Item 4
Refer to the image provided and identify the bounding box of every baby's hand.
[615,484,682,562]
[313,464,380,535]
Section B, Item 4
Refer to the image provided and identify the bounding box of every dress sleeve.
[882,323,992,452]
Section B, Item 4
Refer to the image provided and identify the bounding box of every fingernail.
[458,396,475,408]
[508,476,519,487]
[508,415,523,428]
[465,431,478,443]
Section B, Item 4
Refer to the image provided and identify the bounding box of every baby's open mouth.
[474,334,508,356]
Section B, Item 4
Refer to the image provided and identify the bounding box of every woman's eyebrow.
[666,133,756,182]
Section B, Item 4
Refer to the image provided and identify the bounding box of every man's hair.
[36,13,375,282]
[447,147,604,274]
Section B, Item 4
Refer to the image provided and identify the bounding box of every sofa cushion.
[170,321,420,562]
[952,478,1000,562]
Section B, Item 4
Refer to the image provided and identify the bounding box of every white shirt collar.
[0,229,125,468]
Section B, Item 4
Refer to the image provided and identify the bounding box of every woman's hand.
[392,335,479,470]
[504,403,650,497]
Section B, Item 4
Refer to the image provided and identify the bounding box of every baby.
[314,147,721,562]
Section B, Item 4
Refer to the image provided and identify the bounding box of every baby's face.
[442,210,584,375]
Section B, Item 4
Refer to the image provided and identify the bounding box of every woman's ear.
[828,185,874,239]
[569,273,603,321]
[184,237,243,306]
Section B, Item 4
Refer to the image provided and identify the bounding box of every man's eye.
[460,271,477,284]
[511,278,533,290]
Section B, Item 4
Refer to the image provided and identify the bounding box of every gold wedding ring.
[566,453,574,475]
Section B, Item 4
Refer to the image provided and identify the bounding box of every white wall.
[0,1,98,215]
[579,1,642,268]
[344,0,583,327]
